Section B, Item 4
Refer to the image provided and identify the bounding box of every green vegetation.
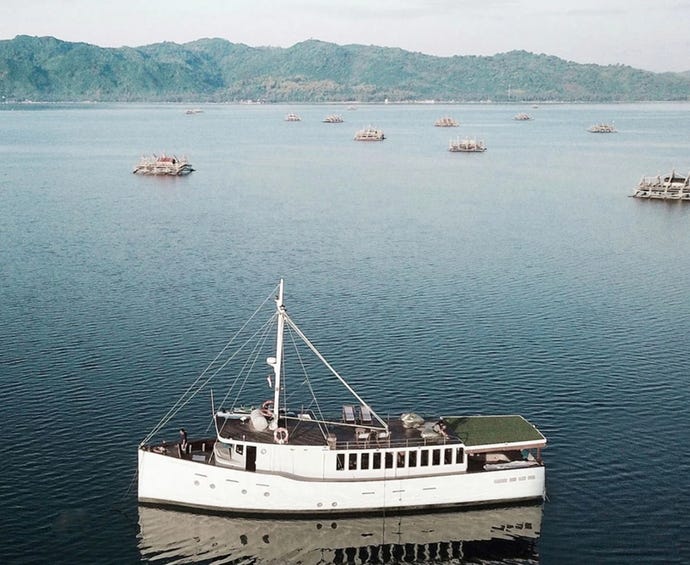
[1,35,688,102]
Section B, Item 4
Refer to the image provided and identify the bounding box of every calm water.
[2,102,689,564]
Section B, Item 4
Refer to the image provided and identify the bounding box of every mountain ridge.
[1,35,688,102]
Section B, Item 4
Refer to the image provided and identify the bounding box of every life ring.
[260,399,274,418]
[274,427,289,445]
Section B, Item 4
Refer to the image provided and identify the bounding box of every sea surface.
[2,102,689,564]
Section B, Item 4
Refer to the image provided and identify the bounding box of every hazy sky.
[2,0,689,72]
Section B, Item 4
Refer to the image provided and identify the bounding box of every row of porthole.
[192,481,276,499]
[191,480,339,507]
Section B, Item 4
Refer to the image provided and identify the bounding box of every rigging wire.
[223,315,276,411]
[203,315,276,434]
[285,324,328,438]
[141,283,279,445]
[283,311,388,430]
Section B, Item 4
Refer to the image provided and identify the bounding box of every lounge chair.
[342,404,356,424]
[359,404,373,425]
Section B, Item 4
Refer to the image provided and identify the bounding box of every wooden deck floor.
[215,413,461,450]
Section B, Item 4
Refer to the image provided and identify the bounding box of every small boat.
[285,113,302,122]
[588,122,616,133]
[632,170,690,200]
[434,117,460,127]
[132,154,194,176]
[448,137,487,153]
[513,113,532,121]
[185,108,203,115]
[354,126,385,141]
[137,280,547,515]
[322,114,344,123]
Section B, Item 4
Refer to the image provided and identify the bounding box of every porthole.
[193,480,200,486]
[209,483,216,489]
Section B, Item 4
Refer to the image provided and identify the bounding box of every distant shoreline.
[2,36,689,103]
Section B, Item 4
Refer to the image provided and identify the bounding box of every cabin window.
[361,453,370,470]
[235,444,244,455]
[373,452,382,469]
[432,449,441,466]
[336,453,345,470]
[408,450,417,467]
[420,450,429,467]
[348,453,358,470]
[397,451,406,468]
[444,448,453,465]
[455,447,464,464]
[385,451,394,469]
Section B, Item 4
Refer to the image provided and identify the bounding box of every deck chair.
[359,404,373,425]
[356,427,371,445]
[342,404,356,424]
[376,430,391,446]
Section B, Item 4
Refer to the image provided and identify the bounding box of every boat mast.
[271,279,286,425]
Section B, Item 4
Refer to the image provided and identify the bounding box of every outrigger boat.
[588,122,616,133]
[132,154,194,176]
[323,114,344,123]
[633,170,690,200]
[434,117,460,127]
[138,280,546,514]
[448,137,487,153]
[354,126,385,141]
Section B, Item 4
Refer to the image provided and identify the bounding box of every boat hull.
[138,448,545,515]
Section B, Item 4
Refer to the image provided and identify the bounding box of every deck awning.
[444,415,547,453]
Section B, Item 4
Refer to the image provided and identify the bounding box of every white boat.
[285,113,302,122]
[633,170,690,200]
[448,137,487,152]
[138,280,546,515]
[138,502,542,563]
[323,114,344,123]
[588,122,616,133]
[132,154,194,176]
[354,126,385,141]
[434,117,460,127]
[513,113,532,121]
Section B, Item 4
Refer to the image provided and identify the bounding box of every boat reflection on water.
[138,503,542,564]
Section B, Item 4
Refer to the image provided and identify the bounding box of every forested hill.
[1,35,689,103]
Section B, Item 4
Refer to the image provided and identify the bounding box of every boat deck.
[216,413,457,450]
[214,412,545,452]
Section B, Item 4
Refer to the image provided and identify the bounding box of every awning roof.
[444,415,546,451]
